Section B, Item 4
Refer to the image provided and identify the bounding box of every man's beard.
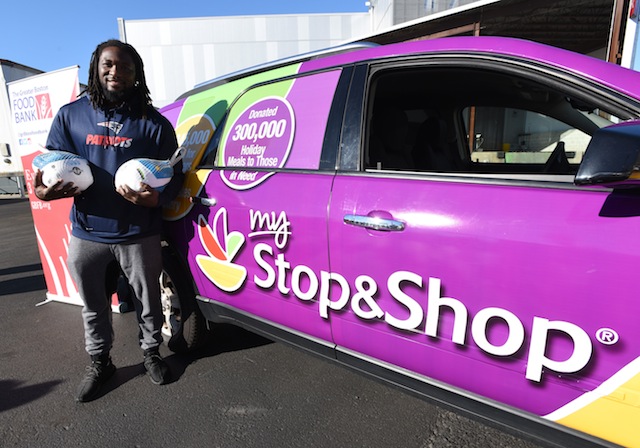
[103,87,133,105]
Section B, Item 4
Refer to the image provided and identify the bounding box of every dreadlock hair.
[83,39,153,117]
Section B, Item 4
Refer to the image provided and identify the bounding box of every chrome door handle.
[191,196,217,207]
[344,214,405,232]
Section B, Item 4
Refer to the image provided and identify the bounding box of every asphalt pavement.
[0,198,543,448]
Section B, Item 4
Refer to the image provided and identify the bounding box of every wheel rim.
[159,270,182,338]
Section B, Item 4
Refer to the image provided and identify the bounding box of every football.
[32,151,94,192]
[114,147,186,192]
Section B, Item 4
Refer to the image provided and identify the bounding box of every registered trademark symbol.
[596,328,619,345]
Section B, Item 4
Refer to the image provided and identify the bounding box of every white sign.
[8,66,79,161]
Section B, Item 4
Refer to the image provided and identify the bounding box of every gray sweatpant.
[67,234,164,357]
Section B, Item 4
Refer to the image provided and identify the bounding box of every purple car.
[159,36,640,448]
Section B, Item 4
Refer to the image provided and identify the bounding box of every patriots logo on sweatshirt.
[97,121,124,135]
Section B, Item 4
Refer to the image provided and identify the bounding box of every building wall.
[371,0,395,30]
[393,0,484,25]
[120,13,370,107]
[394,0,428,23]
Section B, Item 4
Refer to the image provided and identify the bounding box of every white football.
[114,147,186,192]
[32,151,94,191]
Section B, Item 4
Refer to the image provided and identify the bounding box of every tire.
[160,247,207,353]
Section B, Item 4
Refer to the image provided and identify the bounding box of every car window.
[363,64,630,178]
[466,106,594,166]
[465,106,626,170]
[213,69,342,173]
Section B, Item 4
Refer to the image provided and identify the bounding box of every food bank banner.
[8,66,86,307]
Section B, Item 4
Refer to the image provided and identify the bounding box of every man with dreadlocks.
[34,39,184,402]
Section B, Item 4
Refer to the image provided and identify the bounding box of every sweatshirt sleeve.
[45,107,76,154]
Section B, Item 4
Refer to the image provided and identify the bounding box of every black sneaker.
[76,356,116,402]
[143,349,170,385]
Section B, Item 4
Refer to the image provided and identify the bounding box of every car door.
[326,58,640,434]
[183,68,345,344]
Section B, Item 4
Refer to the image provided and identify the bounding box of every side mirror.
[575,120,640,187]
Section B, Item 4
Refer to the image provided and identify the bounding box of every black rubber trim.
[319,66,354,170]
[338,64,369,171]
[196,296,335,360]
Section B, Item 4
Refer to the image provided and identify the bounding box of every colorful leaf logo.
[196,208,247,292]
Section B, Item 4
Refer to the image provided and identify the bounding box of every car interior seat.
[412,116,460,171]
[368,106,414,170]
[543,141,571,173]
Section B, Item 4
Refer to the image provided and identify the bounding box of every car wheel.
[160,247,207,353]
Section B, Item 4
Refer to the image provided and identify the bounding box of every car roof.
[300,36,640,102]
[177,36,640,106]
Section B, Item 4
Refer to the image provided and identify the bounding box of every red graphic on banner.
[35,94,53,120]
[22,151,77,303]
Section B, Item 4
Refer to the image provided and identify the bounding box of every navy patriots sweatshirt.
[45,96,184,243]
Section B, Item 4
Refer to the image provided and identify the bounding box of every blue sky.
[1,0,368,84]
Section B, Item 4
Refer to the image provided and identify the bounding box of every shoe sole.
[147,374,168,385]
